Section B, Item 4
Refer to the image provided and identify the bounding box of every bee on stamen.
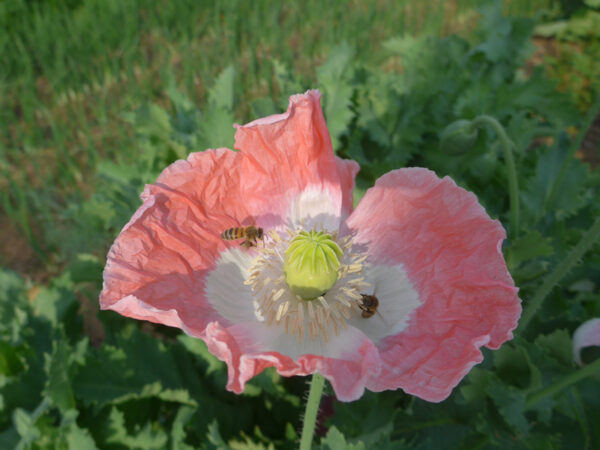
[221,225,264,248]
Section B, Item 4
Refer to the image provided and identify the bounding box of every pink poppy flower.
[100,90,521,402]
[573,318,600,366]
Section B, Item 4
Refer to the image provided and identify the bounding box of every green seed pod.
[284,231,343,300]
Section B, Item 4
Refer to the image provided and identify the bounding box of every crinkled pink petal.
[345,168,521,402]
[235,90,356,223]
[100,148,249,333]
[100,92,363,398]
[100,92,359,330]
[100,91,519,403]
[334,156,360,218]
[201,321,381,401]
[573,318,600,366]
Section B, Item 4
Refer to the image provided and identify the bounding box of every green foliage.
[317,42,356,151]
[320,426,366,450]
[0,268,304,448]
[540,9,600,111]
[2,0,600,449]
[521,136,590,223]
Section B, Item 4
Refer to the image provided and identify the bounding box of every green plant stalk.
[299,373,325,450]
[519,216,600,332]
[471,115,520,238]
[526,357,600,409]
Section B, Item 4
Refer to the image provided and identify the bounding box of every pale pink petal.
[204,248,258,324]
[346,168,521,402]
[347,264,421,342]
[100,91,519,404]
[335,156,360,218]
[287,187,342,231]
[202,244,385,399]
[100,92,364,401]
[235,90,357,225]
[201,321,381,401]
[573,318,600,366]
[101,92,360,335]
[100,148,251,333]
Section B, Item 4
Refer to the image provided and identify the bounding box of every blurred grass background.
[2,0,568,278]
[2,1,600,448]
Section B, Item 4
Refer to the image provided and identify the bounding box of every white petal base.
[347,264,421,342]
[206,246,421,360]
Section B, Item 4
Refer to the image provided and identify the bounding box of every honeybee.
[358,294,379,318]
[221,225,264,248]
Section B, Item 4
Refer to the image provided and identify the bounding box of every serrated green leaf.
[459,368,491,405]
[0,270,29,342]
[166,82,195,112]
[109,381,197,407]
[250,97,278,118]
[503,70,577,125]
[383,34,427,66]
[327,391,398,445]
[229,435,275,450]
[272,59,303,106]
[471,1,535,69]
[13,407,40,444]
[317,42,355,151]
[494,342,542,391]
[31,272,77,326]
[321,426,365,450]
[208,65,235,111]
[471,2,512,63]
[61,410,98,450]
[321,426,348,450]
[66,425,98,450]
[206,420,229,449]
[67,253,104,284]
[131,103,172,139]
[44,340,75,412]
[535,330,573,367]
[521,134,589,225]
[74,329,205,408]
[72,343,146,405]
[171,405,196,450]
[515,259,550,282]
[488,380,529,434]
[104,406,168,449]
[177,334,224,375]
[198,107,235,150]
[506,231,553,270]
[452,81,494,119]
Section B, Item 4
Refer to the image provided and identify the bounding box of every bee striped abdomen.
[221,227,244,240]
[222,225,264,248]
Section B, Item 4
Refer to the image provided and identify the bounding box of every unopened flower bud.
[440,120,478,155]
[284,231,343,299]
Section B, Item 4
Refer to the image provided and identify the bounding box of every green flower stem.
[471,115,520,238]
[518,216,600,333]
[526,357,600,409]
[299,373,326,450]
